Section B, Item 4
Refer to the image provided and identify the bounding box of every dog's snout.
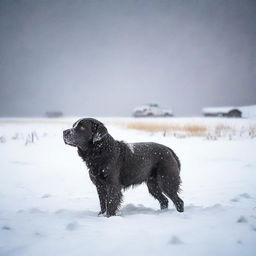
[63,128,76,147]
[63,129,71,136]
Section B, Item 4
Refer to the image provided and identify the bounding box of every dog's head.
[63,118,108,150]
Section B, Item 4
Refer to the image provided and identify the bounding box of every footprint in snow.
[41,193,51,198]
[11,161,31,165]
[29,208,45,214]
[231,193,252,202]
[2,225,11,231]
[168,236,183,245]
[230,198,239,202]
[239,193,251,199]
[66,221,79,231]
[237,216,247,223]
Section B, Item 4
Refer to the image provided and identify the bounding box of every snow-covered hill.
[0,118,256,256]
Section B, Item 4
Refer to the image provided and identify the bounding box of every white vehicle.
[133,104,173,117]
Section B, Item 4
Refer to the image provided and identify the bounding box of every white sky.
[0,0,255,117]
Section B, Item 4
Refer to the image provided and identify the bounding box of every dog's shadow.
[120,204,175,216]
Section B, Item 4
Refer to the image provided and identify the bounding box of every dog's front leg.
[96,182,107,215]
[106,184,122,217]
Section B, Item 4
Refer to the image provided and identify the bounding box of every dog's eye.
[80,126,86,131]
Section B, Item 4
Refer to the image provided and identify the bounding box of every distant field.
[1,117,255,139]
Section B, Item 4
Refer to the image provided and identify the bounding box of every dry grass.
[182,124,207,136]
[114,121,256,139]
[214,124,234,137]
[120,122,208,137]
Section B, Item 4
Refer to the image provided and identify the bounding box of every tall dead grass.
[249,125,256,138]
[121,122,207,137]
[115,121,256,139]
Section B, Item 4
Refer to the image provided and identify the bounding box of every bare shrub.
[12,133,20,140]
[214,125,234,137]
[249,125,256,138]
[25,131,39,145]
[0,136,6,143]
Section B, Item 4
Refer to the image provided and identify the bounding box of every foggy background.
[0,0,255,117]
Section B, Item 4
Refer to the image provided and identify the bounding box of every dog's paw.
[106,211,116,218]
[160,202,169,210]
[98,210,106,216]
[175,200,184,212]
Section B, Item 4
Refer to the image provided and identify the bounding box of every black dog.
[63,118,184,217]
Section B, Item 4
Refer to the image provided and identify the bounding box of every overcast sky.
[0,0,255,117]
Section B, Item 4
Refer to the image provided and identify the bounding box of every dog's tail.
[168,147,181,170]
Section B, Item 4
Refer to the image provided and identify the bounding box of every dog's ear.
[92,122,108,144]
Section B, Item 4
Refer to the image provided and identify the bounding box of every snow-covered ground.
[0,117,256,256]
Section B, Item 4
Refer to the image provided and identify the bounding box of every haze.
[0,0,255,117]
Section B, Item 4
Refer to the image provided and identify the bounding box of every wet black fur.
[63,118,184,217]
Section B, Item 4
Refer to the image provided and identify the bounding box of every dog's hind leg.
[147,177,169,210]
[158,174,184,212]
[169,193,184,213]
